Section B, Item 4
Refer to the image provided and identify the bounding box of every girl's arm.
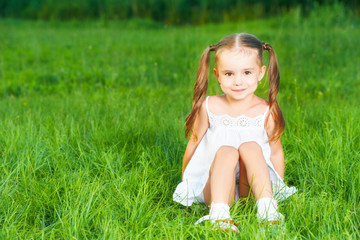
[266,114,285,180]
[182,101,209,180]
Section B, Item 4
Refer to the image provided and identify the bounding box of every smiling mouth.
[232,89,246,92]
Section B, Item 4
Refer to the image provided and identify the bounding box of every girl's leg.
[238,142,272,200]
[197,146,242,233]
[203,146,239,206]
[237,142,283,223]
[238,157,251,198]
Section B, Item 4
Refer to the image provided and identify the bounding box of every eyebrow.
[221,68,255,72]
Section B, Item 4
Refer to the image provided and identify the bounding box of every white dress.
[173,96,297,206]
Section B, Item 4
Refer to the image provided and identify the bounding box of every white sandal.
[257,197,284,224]
[195,214,239,233]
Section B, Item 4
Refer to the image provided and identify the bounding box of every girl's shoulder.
[206,95,226,114]
[251,97,270,115]
[207,94,233,105]
[207,94,222,104]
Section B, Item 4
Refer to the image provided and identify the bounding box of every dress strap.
[263,105,270,118]
[205,96,211,116]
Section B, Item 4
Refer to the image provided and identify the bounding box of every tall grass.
[0,5,359,239]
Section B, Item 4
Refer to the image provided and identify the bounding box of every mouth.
[232,89,246,92]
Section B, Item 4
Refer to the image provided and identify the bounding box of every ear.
[213,68,219,81]
[258,65,266,82]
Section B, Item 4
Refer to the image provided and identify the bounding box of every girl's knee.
[238,141,262,154]
[238,142,266,166]
[214,146,239,168]
[216,146,239,160]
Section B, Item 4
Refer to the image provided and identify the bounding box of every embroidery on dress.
[209,113,264,128]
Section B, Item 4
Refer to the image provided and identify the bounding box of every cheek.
[253,73,261,81]
[221,78,232,87]
[248,77,259,88]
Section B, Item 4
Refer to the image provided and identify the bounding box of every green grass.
[0,5,360,239]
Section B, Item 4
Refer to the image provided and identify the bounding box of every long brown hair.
[185,33,284,142]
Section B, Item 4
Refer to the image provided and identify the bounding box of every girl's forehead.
[217,47,258,58]
[216,47,260,67]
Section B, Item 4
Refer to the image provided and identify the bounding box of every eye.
[225,72,233,77]
[244,71,252,75]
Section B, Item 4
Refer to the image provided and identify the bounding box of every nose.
[234,76,243,86]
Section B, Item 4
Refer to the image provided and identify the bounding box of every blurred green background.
[0,0,359,24]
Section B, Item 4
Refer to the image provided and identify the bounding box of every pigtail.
[185,45,215,140]
[262,43,285,142]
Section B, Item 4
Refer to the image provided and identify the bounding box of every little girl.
[173,33,296,232]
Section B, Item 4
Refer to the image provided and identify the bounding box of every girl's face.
[214,48,266,102]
